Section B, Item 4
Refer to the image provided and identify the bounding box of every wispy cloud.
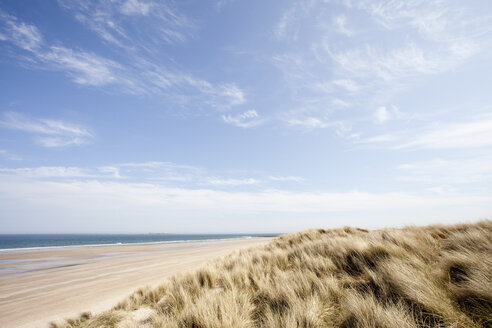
[326,42,474,82]
[57,0,193,46]
[39,46,120,86]
[0,161,308,192]
[374,106,390,124]
[287,116,330,129]
[0,166,93,178]
[270,0,492,136]
[0,11,246,111]
[373,105,405,124]
[0,149,21,161]
[1,171,489,215]
[0,161,304,191]
[1,112,94,148]
[114,161,305,187]
[114,161,263,187]
[323,0,487,84]
[120,0,153,16]
[206,178,261,186]
[207,83,246,110]
[98,166,122,178]
[222,110,263,128]
[285,113,354,138]
[358,115,492,150]
[397,155,492,184]
[395,117,492,150]
[119,161,203,182]
[0,12,42,51]
[268,176,304,182]
[0,13,121,87]
[331,79,361,93]
[333,14,355,37]
[216,0,237,11]
[358,133,398,144]
[352,0,492,42]
[275,0,317,41]
[275,7,297,40]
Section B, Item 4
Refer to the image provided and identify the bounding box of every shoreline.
[0,237,272,328]
[0,235,269,252]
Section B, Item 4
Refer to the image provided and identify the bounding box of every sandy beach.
[0,237,271,328]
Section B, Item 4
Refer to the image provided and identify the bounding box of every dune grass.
[50,221,492,328]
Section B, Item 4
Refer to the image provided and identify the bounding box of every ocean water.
[0,233,277,250]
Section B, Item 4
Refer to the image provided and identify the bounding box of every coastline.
[0,237,271,328]
[0,234,277,251]
[0,236,259,252]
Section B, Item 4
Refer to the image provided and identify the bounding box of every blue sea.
[0,233,277,250]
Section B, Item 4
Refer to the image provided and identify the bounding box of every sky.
[0,0,491,233]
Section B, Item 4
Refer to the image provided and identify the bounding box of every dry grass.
[50,221,492,328]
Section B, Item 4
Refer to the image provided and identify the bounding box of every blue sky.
[0,0,491,233]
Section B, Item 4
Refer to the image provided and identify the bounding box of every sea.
[0,233,278,250]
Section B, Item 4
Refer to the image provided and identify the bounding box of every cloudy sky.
[0,0,491,233]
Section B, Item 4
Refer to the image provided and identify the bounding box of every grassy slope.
[51,221,492,328]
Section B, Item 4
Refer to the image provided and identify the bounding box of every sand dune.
[0,238,270,328]
[51,221,492,328]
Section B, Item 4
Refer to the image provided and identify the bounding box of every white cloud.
[427,186,447,194]
[356,0,448,31]
[206,178,261,186]
[397,155,492,184]
[332,79,360,92]
[395,117,492,150]
[210,84,246,109]
[351,0,491,43]
[0,166,92,178]
[275,0,316,40]
[102,161,305,187]
[36,136,83,148]
[1,112,94,148]
[373,105,406,124]
[287,116,330,129]
[275,9,296,40]
[324,1,486,84]
[115,161,203,182]
[268,176,304,182]
[121,161,199,170]
[1,13,121,87]
[120,0,153,16]
[98,166,122,178]
[1,12,246,111]
[58,0,192,46]
[359,115,492,150]
[6,21,42,51]
[0,11,42,50]
[333,14,354,36]
[1,173,489,215]
[268,0,491,136]
[0,161,307,191]
[222,110,263,128]
[374,106,390,123]
[137,66,247,109]
[39,46,120,86]
[358,134,398,144]
[326,43,473,82]
[0,149,21,161]
[331,98,351,108]
[216,0,237,11]
[285,114,355,138]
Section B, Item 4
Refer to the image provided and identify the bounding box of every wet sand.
[0,238,271,328]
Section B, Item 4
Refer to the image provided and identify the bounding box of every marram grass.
[51,221,492,328]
